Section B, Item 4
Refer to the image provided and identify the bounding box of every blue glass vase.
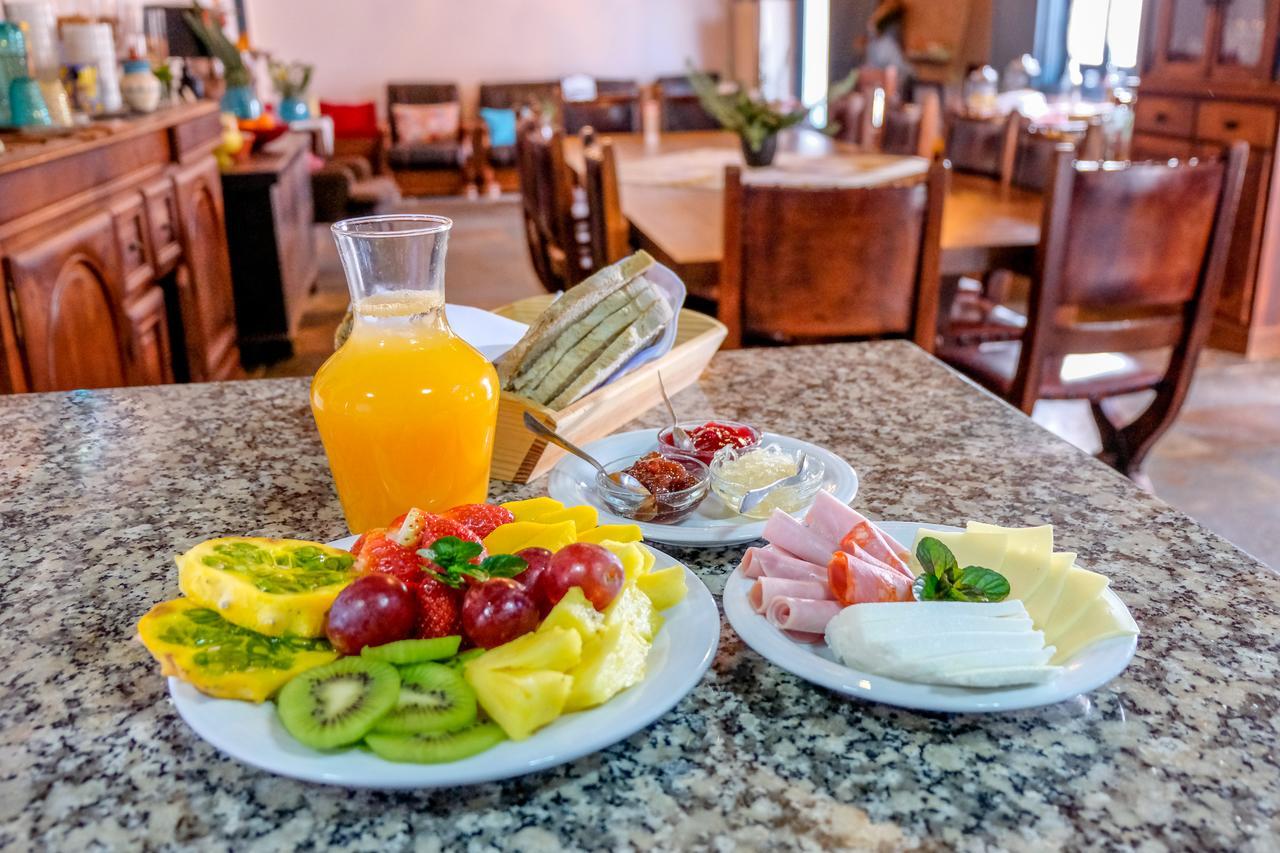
[279,96,309,121]
[221,84,262,120]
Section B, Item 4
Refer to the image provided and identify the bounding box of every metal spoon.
[657,372,695,452]
[738,451,813,515]
[522,412,652,497]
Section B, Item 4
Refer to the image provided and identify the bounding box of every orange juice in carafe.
[310,216,499,533]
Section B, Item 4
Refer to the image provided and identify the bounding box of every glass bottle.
[311,215,500,534]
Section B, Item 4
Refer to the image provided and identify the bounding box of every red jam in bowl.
[658,420,761,464]
[623,451,700,496]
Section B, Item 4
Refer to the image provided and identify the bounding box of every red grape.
[324,575,418,655]
[514,547,553,613]
[461,578,540,649]
[545,543,624,611]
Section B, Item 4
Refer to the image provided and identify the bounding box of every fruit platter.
[138,499,719,787]
[722,492,1140,713]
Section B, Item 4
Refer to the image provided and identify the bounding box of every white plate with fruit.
[142,501,720,788]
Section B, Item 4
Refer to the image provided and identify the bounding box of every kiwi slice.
[365,721,506,764]
[362,636,462,665]
[276,657,400,750]
[369,662,476,736]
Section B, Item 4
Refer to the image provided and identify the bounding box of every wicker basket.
[489,294,727,483]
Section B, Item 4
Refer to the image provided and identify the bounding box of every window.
[1067,0,1145,69]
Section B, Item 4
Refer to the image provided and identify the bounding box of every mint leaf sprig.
[417,536,527,589]
[912,537,1011,602]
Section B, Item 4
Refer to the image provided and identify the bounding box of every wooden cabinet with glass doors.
[1140,0,1280,357]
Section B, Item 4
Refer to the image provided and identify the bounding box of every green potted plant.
[183,3,260,120]
[688,68,857,167]
[270,60,313,121]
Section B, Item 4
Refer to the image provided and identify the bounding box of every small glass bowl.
[656,420,763,466]
[709,443,826,519]
[594,452,711,524]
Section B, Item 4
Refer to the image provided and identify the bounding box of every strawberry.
[415,575,462,639]
[353,528,424,586]
[419,515,485,555]
[442,503,514,540]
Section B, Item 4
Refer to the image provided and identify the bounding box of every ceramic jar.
[121,59,161,113]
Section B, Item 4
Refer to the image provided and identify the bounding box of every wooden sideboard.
[221,133,318,365]
[1136,0,1280,358]
[0,102,243,393]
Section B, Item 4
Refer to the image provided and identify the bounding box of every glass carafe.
[311,215,500,533]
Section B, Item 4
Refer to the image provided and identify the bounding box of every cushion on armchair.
[388,140,464,169]
[320,101,380,139]
[391,102,460,144]
[480,107,517,147]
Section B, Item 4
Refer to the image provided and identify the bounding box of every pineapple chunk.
[136,598,337,702]
[538,588,604,643]
[482,521,578,556]
[500,497,564,522]
[177,537,356,637]
[469,626,583,672]
[537,505,599,531]
[600,541,648,585]
[564,623,650,712]
[465,666,572,740]
[637,565,687,611]
[576,524,644,545]
[604,584,658,642]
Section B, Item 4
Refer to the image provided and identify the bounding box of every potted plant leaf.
[687,68,857,167]
[270,60,313,121]
[183,3,260,120]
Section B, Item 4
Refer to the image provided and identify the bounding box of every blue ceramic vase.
[279,96,309,121]
[221,84,262,120]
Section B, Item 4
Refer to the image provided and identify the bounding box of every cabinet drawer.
[143,178,182,272]
[1131,132,1196,162]
[109,193,153,293]
[1196,101,1278,150]
[1135,96,1195,137]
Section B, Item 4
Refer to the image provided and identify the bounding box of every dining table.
[3,340,1277,850]
[563,129,1044,297]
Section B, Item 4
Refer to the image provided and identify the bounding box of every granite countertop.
[1,341,1277,851]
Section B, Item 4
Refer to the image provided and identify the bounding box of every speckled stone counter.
[1,341,1277,851]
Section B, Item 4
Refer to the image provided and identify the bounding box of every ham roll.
[764,596,843,638]
[749,577,831,613]
[740,546,827,582]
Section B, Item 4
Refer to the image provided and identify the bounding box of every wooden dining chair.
[945,112,1020,179]
[939,142,1248,481]
[718,160,947,350]
[516,120,578,291]
[581,137,630,272]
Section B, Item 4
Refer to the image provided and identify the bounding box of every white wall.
[245,0,731,114]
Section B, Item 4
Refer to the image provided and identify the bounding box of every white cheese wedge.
[894,646,1055,681]
[1020,552,1076,630]
[1043,567,1111,646]
[936,665,1063,687]
[1048,595,1139,664]
[836,599,1030,622]
[911,529,1009,573]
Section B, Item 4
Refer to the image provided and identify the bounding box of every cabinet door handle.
[1155,112,1168,123]
[1224,119,1240,131]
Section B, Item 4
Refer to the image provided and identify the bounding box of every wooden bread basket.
[489,294,727,483]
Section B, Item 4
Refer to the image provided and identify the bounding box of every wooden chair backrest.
[719,160,947,349]
[656,74,721,132]
[582,137,629,271]
[563,93,641,135]
[946,112,1019,179]
[516,120,575,291]
[1010,143,1248,413]
[880,89,943,157]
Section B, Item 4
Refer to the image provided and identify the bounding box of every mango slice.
[137,598,338,702]
[177,538,356,638]
[576,524,644,545]
[536,505,599,531]
[482,520,578,556]
[500,497,564,523]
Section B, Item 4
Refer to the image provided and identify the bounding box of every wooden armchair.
[718,160,947,349]
[517,120,582,291]
[656,73,721,132]
[563,79,641,135]
[476,80,562,193]
[940,143,1248,481]
[582,137,630,272]
[385,82,472,196]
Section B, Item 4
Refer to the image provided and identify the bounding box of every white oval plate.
[169,540,720,788]
[723,521,1139,713]
[547,429,858,546]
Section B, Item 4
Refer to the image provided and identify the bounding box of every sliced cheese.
[1043,567,1111,646]
[910,529,1009,574]
[967,522,1055,602]
[1049,595,1139,664]
[1021,551,1075,630]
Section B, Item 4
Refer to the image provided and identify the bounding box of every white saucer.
[546,429,858,547]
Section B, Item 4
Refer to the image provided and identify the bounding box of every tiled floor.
[271,196,1280,568]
